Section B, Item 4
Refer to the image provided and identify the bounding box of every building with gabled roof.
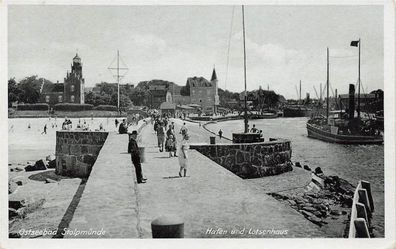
[40,53,85,106]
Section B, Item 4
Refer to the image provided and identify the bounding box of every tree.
[110,92,132,109]
[129,88,149,106]
[8,78,20,107]
[17,75,50,103]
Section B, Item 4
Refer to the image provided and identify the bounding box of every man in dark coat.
[119,119,128,134]
[128,130,146,184]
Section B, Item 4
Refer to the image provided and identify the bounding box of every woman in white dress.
[178,132,190,177]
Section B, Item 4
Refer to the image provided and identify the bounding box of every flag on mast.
[350,40,360,47]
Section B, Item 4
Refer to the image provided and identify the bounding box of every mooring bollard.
[361,181,374,212]
[358,189,372,218]
[151,215,184,238]
[354,218,370,238]
[355,203,369,223]
[210,136,216,145]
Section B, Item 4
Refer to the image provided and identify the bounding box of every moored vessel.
[306,43,383,145]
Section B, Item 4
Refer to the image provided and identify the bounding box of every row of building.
[40,53,220,114]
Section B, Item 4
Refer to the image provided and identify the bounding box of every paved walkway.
[66,131,139,238]
[66,119,325,238]
[136,121,324,238]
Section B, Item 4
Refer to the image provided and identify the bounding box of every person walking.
[179,122,188,134]
[115,119,119,128]
[157,122,165,152]
[128,130,146,184]
[41,124,47,134]
[178,131,190,177]
[218,129,223,139]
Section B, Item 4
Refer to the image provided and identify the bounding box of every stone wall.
[55,131,108,177]
[190,139,292,179]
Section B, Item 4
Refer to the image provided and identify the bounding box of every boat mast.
[326,47,329,123]
[242,5,248,133]
[117,50,120,112]
[357,38,361,118]
[299,80,302,103]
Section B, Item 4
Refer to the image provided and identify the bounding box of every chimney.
[348,84,355,119]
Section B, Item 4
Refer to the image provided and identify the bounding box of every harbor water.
[206,117,384,237]
[8,117,384,237]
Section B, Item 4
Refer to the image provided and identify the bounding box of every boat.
[249,110,278,119]
[283,105,311,117]
[306,44,383,145]
[283,80,312,117]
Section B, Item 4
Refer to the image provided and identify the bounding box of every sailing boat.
[306,45,383,144]
[283,80,311,117]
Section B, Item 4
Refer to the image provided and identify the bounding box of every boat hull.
[283,107,311,117]
[306,123,383,144]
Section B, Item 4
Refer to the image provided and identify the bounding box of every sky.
[8,5,383,99]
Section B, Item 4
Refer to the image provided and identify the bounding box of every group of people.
[62,119,73,130]
[127,116,190,184]
[117,119,129,134]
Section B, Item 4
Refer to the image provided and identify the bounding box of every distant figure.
[41,124,47,134]
[218,129,223,139]
[251,124,258,133]
[51,123,54,129]
[128,130,146,184]
[179,122,188,134]
[259,130,263,137]
[99,123,103,131]
[166,134,177,157]
[115,119,119,128]
[199,122,201,128]
[118,119,128,134]
[170,121,175,131]
[156,123,165,152]
[178,132,190,177]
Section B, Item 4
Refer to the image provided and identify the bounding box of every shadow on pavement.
[52,178,88,238]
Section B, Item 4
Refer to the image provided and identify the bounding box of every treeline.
[8,76,52,107]
[8,75,284,111]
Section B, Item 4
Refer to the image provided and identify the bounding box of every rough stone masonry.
[55,131,108,178]
[190,138,292,179]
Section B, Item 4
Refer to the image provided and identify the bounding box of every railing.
[348,180,374,238]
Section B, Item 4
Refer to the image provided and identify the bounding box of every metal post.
[242,5,248,133]
[357,38,361,118]
[117,50,120,113]
[326,47,329,123]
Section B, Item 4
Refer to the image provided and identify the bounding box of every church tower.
[64,53,85,104]
[210,67,220,113]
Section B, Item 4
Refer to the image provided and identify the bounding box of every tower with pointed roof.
[211,67,220,113]
[186,66,219,114]
[64,53,85,104]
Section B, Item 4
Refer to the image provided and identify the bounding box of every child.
[178,132,190,177]
[166,134,177,157]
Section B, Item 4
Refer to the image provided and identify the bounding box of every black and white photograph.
[1,1,395,249]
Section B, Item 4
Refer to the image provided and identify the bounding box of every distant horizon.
[8,5,384,99]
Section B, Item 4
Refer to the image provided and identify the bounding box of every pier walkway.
[66,120,325,238]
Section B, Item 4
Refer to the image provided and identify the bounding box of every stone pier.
[62,122,324,238]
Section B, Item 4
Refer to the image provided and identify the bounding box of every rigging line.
[224,6,235,91]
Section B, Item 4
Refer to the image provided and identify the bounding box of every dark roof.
[42,82,64,93]
[210,68,217,81]
[187,77,212,87]
[52,83,64,92]
[150,89,167,96]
